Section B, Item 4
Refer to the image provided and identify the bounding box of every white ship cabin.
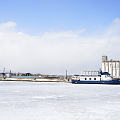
[72,71,113,81]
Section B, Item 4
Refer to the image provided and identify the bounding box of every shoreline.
[0,78,68,82]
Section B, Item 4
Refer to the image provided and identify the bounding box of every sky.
[0,0,120,74]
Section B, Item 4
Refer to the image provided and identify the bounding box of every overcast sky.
[0,0,120,74]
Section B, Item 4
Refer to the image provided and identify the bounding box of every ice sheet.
[0,81,120,120]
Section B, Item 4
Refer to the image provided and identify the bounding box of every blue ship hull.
[71,80,120,84]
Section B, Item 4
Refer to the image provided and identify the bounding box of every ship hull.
[71,80,120,84]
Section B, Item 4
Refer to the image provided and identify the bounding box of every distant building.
[102,56,120,78]
[0,73,11,78]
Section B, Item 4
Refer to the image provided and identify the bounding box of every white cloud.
[106,18,120,36]
[0,21,16,31]
[3,21,16,28]
[0,19,120,74]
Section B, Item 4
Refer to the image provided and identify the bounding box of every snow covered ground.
[0,81,120,120]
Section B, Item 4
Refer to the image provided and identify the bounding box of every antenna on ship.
[99,68,102,75]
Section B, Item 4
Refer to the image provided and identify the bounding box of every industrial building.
[102,56,120,78]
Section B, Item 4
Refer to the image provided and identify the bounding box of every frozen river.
[0,81,120,120]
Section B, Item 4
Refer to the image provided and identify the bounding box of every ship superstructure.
[71,71,120,84]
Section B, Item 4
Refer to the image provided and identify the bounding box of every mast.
[3,67,6,79]
[66,70,67,79]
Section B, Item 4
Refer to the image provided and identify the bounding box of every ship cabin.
[72,71,112,81]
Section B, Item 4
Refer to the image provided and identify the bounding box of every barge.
[71,71,120,84]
